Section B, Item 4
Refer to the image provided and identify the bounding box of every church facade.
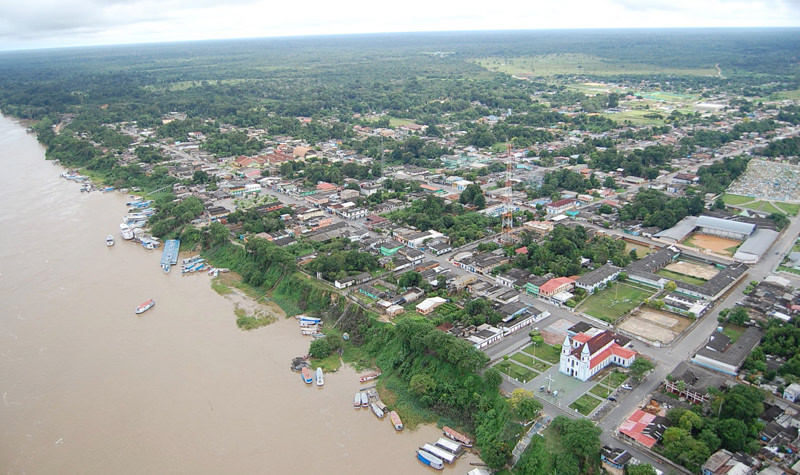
[559,330,636,381]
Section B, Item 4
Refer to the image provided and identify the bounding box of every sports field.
[618,309,693,344]
[683,233,740,257]
[578,282,655,323]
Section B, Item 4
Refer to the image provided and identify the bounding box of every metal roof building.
[695,215,755,240]
[733,228,779,263]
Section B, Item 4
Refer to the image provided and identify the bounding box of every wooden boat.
[443,426,473,447]
[301,367,313,384]
[135,299,155,314]
[316,367,324,386]
[354,393,362,408]
[370,402,384,419]
[359,371,381,383]
[360,392,369,408]
[390,411,403,431]
[416,450,444,470]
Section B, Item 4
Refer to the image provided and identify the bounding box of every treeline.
[757,136,800,158]
[681,119,778,149]
[590,145,677,178]
[386,195,500,246]
[619,188,705,229]
[696,155,751,194]
[513,225,630,276]
[659,385,764,472]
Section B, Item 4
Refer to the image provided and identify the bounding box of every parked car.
[621,384,632,390]
[607,396,617,402]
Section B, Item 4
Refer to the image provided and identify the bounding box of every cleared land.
[578,282,655,323]
[683,233,740,257]
[625,241,657,258]
[618,309,693,344]
[663,260,719,280]
[471,54,717,77]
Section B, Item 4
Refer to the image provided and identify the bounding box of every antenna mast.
[501,143,514,243]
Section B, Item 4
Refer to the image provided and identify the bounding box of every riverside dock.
[161,239,180,272]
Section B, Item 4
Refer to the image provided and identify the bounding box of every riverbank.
[0,113,482,474]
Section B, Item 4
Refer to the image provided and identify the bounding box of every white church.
[559,329,636,382]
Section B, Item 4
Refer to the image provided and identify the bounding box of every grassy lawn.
[569,393,603,416]
[599,371,628,388]
[625,242,656,258]
[496,360,538,383]
[511,351,536,367]
[578,282,654,323]
[722,193,755,206]
[601,109,666,125]
[722,324,746,343]
[309,353,342,372]
[656,268,708,286]
[779,265,800,275]
[775,202,800,216]
[590,384,613,399]
[523,343,562,364]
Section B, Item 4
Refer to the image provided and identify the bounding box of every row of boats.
[416,428,471,470]
[300,366,324,386]
[296,315,325,339]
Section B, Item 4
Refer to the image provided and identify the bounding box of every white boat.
[300,326,318,335]
[370,402,384,419]
[434,437,463,455]
[361,392,369,408]
[106,234,114,246]
[354,393,362,409]
[316,367,324,386]
[119,223,134,240]
[421,444,456,464]
[135,299,155,314]
[416,450,444,470]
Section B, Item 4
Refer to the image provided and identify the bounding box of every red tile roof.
[539,277,575,295]
[619,410,658,448]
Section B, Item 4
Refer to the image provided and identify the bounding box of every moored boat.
[442,426,473,447]
[300,326,318,335]
[354,393,362,409]
[106,234,114,246]
[435,437,464,455]
[119,223,134,240]
[301,367,313,384]
[370,402,384,419]
[416,450,444,470]
[361,392,369,408]
[359,371,381,383]
[421,444,456,464]
[390,411,403,431]
[316,367,324,386]
[135,299,155,314]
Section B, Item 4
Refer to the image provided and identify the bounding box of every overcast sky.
[1,0,798,51]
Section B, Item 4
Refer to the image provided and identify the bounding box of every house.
[427,241,452,256]
[701,449,755,475]
[559,330,636,381]
[618,409,669,449]
[538,277,575,298]
[601,446,633,470]
[691,327,764,376]
[546,198,576,215]
[664,361,728,404]
[379,240,405,256]
[783,383,800,403]
[416,297,447,315]
[496,268,533,289]
[575,264,620,294]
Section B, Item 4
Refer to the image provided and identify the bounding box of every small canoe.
[359,371,381,383]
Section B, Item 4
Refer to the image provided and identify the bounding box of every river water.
[0,115,478,474]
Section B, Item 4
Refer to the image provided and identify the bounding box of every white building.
[559,330,636,382]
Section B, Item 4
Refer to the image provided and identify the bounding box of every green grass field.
[511,351,535,367]
[722,324,746,343]
[656,268,708,286]
[598,371,628,388]
[590,384,613,399]
[625,242,657,258]
[776,202,800,216]
[522,344,562,364]
[601,109,667,125]
[471,54,716,77]
[578,282,655,323]
[569,393,603,416]
[722,193,756,205]
[496,360,538,383]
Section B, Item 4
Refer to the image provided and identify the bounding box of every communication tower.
[501,143,514,243]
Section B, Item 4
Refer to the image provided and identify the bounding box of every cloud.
[0,0,798,50]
